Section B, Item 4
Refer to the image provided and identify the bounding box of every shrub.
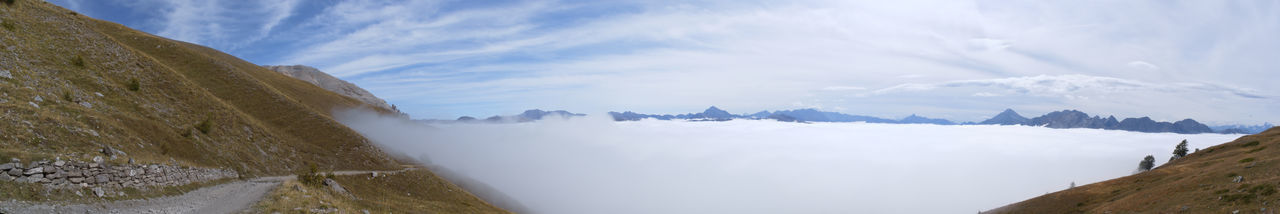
[70,55,84,68]
[1227,172,1238,178]
[1,21,13,31]
[2,0,14,6]
[1239,157,1256,163]
[62,91,73,102]
[298,163,325,187]
[126,78,140,91]
[195,119,212,134]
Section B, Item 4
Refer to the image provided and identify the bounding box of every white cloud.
[336,110,1244,214]
[870,74,1265,99]
[821,86,866,91]
[1126,61,1160,70]
[152,0,300,51]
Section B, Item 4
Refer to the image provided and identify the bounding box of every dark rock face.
[766,113,800,122]
[980,109,1029,125]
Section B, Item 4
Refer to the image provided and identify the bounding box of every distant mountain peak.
[980,108,1029,125]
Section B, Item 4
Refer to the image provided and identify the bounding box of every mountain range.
[606,106,1270,134]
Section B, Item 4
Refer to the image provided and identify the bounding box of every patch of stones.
[0,157,238,196]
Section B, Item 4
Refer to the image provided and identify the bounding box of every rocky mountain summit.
[980,109,1215,134]
[263,65,401,114]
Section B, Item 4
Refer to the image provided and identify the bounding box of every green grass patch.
[1247,146,1267,153]
[1227,172,1239,178]
[2,0,14,6]
[195,118,213,134]
[62,91,73,102]
[70,55,85,68]
[1,21,13,31]
[1242,141,1261,147]
[125,78,140,91]
[1222,193,1256,203]
[1239,157,1256,163]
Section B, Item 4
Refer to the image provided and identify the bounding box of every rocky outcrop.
[0,158,237,191]
[263,65,398,113]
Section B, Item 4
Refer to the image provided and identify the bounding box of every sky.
[51,0,1280,124]
[335,111,1243,213]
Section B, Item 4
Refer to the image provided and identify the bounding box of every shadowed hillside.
[986,127,1280,213]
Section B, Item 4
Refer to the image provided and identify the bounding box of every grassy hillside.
[0,0,399,176]
[987,127,1280,213]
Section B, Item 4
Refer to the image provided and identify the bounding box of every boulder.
[323,178,356,199]
[7,168,21,176]
[24,166,43,175]
[1233,176,1245,183]
[96,174,110,184]
[93,187,105,197]
[0,163,13,171]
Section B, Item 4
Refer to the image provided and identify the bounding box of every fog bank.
[335,110,1242,214]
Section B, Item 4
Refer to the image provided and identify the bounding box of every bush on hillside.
[1137,155,1155,172]
[298,163,335,187]
[126,78,140,91]
[70,55,84,68]
[1,21,13,31]
[3,0,14,6]
[195,119,212,134]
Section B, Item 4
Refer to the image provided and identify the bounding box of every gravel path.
[0,169,414,214]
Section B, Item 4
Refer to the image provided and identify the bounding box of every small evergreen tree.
[1138,155,1155,172]
[1170,139,1189,161]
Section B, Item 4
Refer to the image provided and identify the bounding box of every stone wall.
[0,158,237,190]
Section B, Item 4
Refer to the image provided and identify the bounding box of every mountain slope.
[262,65,398,113]
[980,109,1030,125]
[986,127,1280,213]
[2,0,402,176]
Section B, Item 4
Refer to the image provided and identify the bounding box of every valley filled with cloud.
[338,111,1242,213]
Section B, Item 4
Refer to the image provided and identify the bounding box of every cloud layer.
[51,0,1280,124]
[336,111,1243,213]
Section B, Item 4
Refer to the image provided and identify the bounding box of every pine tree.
[1138,155,1155,172]
[1170,140,1189,161]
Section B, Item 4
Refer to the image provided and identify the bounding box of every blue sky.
[51,0,1280,124]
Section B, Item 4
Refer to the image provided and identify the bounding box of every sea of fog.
[336,110,1243,214]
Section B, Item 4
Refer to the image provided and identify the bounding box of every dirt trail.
[0,169,413,214]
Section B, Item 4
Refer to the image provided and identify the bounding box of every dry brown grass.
[987,127,1280,213]
[256,170,510,214]
[0,0,401,178]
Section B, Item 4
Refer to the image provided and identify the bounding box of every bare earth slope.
[986,127,1280,213]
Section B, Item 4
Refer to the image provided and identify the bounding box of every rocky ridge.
[263,65,401,114]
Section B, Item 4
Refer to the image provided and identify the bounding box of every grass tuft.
[2,0,14,6]
[70,55,85,68]
[1241,141,1261,147]
[195,118,212,134]
[126,78,140,91]
[1,21,13,31]
[62,91,73,102]
[1239,157,1256,163]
